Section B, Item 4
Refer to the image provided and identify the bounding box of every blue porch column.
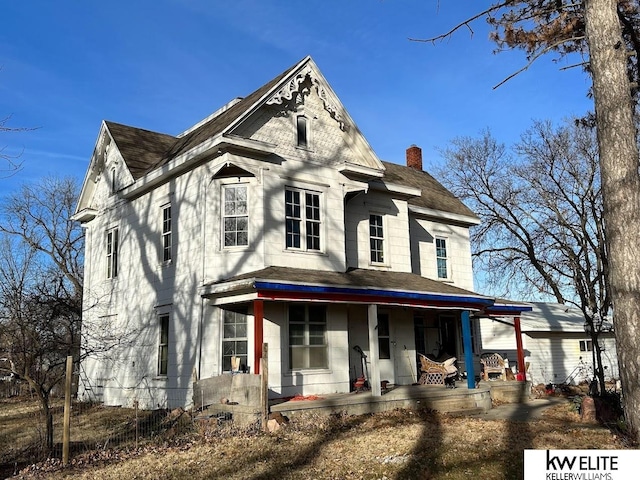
[460,310,475,389]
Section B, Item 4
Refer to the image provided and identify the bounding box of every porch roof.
[201,266,498,310]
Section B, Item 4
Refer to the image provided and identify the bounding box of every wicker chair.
[418,353,458,385]
[480,353,506,381]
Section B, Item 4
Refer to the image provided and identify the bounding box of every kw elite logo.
[544,450,617,480]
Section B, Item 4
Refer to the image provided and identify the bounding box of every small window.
[289,304,327,369]
[436,237,448,279]
[158,314,169,376]
[285,188,321,251]
[378,314,390,359]
[106,228,119,279]
[580,340,593,352]
[223,185,248,247]
[111,168,117,194]
[296,116,308,148]
[162,205,172,262]
[222,309,248,372]
[369,214,384,263]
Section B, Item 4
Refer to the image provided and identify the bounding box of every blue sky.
[1,0,593,195]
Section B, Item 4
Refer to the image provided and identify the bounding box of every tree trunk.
[37,390,54,453]
[585,0,640,440]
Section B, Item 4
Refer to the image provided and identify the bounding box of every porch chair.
[480,353,506,381]
[418,353,458,386]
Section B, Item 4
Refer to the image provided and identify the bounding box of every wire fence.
[0,391,198,478]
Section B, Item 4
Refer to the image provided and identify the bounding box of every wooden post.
[461,311,475,389]
[261,342,268,431]
[254,300,264,374]
[62,355,73,465]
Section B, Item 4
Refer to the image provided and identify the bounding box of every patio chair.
[418,353,458,386]
[480,353,506,381]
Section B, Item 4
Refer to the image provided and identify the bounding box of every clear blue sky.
[1,0,592,194]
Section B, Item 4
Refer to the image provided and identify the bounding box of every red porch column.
[254,299,264,374]
[514,316,526,379]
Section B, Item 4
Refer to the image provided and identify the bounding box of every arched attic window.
[296,115,308,148]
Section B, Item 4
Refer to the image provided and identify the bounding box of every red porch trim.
[254,299,264,374]
[514,316,526,378]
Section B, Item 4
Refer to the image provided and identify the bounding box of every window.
[162,205,172,262]
[378,313,390,359]
[223,185,248,247]
[436,237,448,279]
[222,309,248,372]
[369,214,384,263]
[580,340,593,352]
[285,188,321,251]
[111,168,117,194]
[106,228,119,279]
[296,116,308,148]
[158,314,169,375]
[289,304,327,369]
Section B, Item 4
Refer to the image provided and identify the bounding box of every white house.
[478,302,619,386]
[74,56,529,409]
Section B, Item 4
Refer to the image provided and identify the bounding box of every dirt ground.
[6,397,633,480]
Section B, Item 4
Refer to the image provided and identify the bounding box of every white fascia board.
[209,293,258,306]
[338,163,385,178]
[71,208,98,223]
[121,135,276,199]
[199,277,257,297]
[409,205,481,226]
[368,180,421,197]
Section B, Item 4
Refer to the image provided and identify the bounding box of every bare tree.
[417,0,640,440]
[438,119,612,393]
[0,176,83,452]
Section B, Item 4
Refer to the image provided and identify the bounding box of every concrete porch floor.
[269,381,532,418]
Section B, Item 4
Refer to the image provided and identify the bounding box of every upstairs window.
[162,205,172,262]
[296,115,308,148]
[436,237,448,279]
[158,314,169,376]
[369,214,384,263]
[106,228,119,279]
[285,188,321,251]
[223,185,248,247]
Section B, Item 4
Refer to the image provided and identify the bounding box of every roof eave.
[409,205,481,226]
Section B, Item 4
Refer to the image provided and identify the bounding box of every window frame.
[222,184,249,248]
[106,227,119,279]
[222,309,249,373]
[296,115,309,148]
[162,204,172,263]
[580,340,593,352]
[285,187,322,252]
[158,314,169,376]
[435,237,448,279]
[288,304,328,370]
[369,213,385,264]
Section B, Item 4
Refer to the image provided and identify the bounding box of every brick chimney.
[406,144,423,171]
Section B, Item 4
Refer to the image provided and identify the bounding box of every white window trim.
[106,227,119,279]
[369,213,386,266]
[221,308,249,373]
[161,203,172,264]
[287,303,330,372]
[157,313,170,377]
[435,236,449,280]
[221,183,250,249]
[284,186,323,253]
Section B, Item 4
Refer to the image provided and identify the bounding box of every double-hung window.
[223,185,248,247]
[369,214,384,263]
[106,228,119,279]
[158,314,169,376]
[285,188,321,251]
[222,309,248,372]
[436,237,448,279]
[162,205,172,262]
[289,304,327,369]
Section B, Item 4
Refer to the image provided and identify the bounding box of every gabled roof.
[381,161,478,220]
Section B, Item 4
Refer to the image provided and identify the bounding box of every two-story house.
[74,56,524,409]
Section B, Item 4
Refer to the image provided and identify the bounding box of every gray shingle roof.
[381,161,477,219]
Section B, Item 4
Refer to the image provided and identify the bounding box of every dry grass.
[3,397,632,480]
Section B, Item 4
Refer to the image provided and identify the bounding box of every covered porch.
[199,267,532,401]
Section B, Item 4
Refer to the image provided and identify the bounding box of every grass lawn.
[1,396,633,480]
